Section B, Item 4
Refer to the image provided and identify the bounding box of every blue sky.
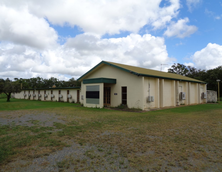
[0,0,222,80]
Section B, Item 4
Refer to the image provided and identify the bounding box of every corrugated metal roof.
[105,61,205,83]
[78,61,206,83]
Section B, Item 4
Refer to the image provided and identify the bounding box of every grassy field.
[0,99,222,171]
[0,94,7,99]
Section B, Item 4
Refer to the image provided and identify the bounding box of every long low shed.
[14,61,207,110]
[15,87,81,103]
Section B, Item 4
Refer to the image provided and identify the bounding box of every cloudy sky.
[0,0,222,81]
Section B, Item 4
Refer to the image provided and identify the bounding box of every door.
[67,90,69,102]
[44,90,46,100]
[122,87,127,105]
[59,90,61,102]
[51,90,53,101]
[38,90,40,100]
[179,86,182,100]
[104,87,111,107]
[77,90,79,103]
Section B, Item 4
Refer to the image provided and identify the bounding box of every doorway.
[104,87,111,106]
[77,90,80,103]
[67,90,69,102]
[122,86,127,105]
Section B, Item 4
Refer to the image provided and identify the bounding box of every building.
[15,87,80,103]
[77,61,207,110]
[14,61,207,110]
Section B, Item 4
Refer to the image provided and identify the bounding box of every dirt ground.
[1,107,222,172]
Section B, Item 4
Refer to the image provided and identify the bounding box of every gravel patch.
[1,141,134,172]
[0,111,136,172]
[0,112,66,127]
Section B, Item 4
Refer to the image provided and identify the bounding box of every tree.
[0,78,21,102]
[67,77,81,87]
[168,63,222,97]
[168,63,189,76]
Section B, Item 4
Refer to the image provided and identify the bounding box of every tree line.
[168,63,222,97]
[1,64,222,102]
[14,77,80,89]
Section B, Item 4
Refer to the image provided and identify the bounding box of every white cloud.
[192,43,222,70]
[0,34,173,80]
[1,0,180,35]
[215,16,221,20]
[205,9,222,20]
[186,0,201,12]
[184,62,194,67]
[0,5,58,49]
[164,18,197,38]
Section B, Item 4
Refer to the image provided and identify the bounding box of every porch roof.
[83,78,116,84]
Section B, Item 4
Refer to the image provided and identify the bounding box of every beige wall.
[69,89,78,103]
[13,66,207,110]
[81,65,143,109]
[190,83,197,104]
[164,80,172,107]
[143,77,158,109]
[80,64,207,110]
[14,88,80,103]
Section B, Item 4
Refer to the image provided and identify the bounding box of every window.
[86,85,100,104]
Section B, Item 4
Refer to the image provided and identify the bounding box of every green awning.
[83,78,116,84]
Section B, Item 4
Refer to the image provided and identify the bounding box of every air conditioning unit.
[180,92,185,100]
[44,94,48,98]
[38,94,41,97]
[204,92,207,99]
[147,96,154,102]
[68,94,72,98]
[33,94,36,97]
[201,92,207,99]
[59,94,63,98]
[51,94,54,98]
[24,94,27,97]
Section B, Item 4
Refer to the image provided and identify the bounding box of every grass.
[0,98,222,171]
[0,98,80,111]
[0,94,7,99]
